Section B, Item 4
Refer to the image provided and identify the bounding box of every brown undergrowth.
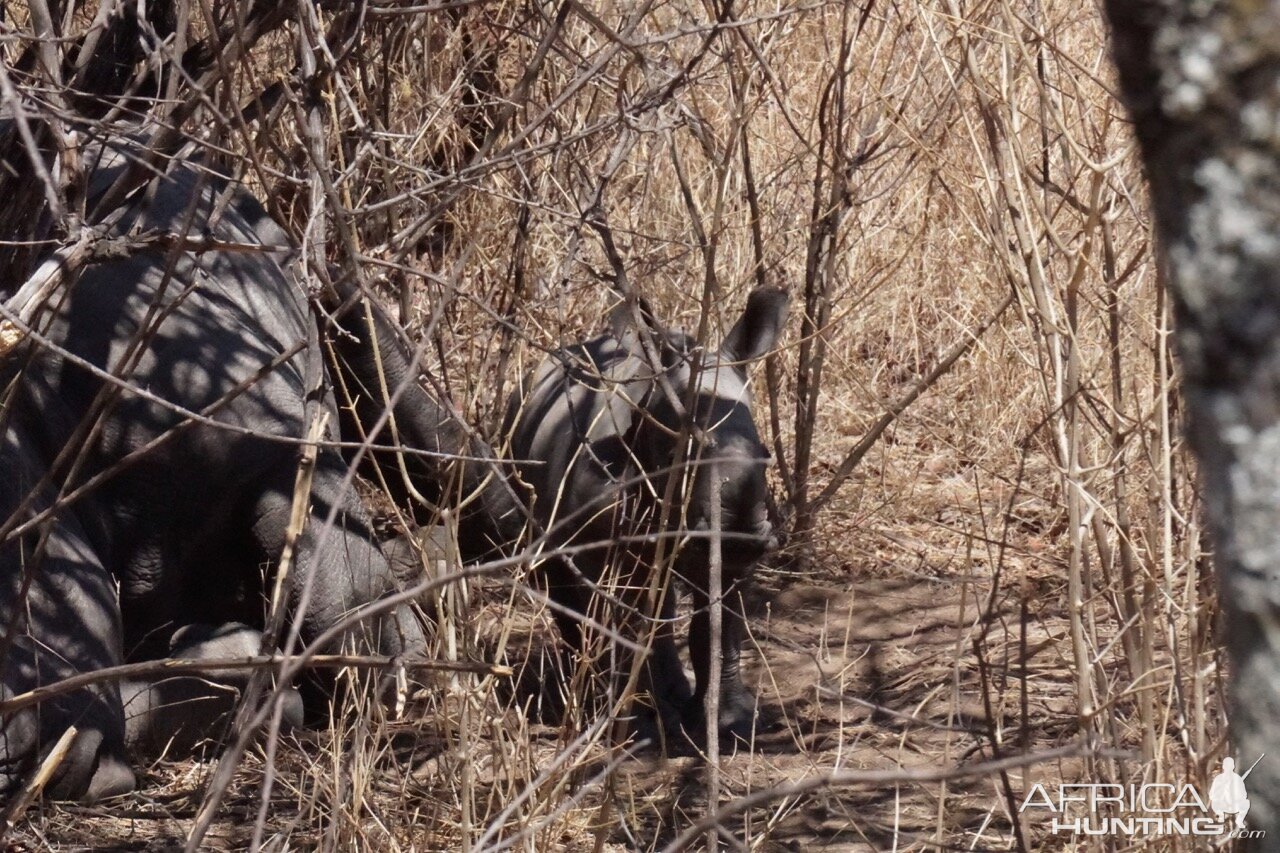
[4,0,1221,850]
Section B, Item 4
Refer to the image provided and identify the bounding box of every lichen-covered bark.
[1104,0,1280,839]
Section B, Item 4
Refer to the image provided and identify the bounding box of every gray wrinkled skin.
[0,416,134,801]
[507,289,787,745]
[121,623,304,757]
[1,135,425,801]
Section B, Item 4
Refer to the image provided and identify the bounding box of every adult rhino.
[0,132,522,801]
[507,290,786,744]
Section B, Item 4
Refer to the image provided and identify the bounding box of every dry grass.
[1,0,1223,850]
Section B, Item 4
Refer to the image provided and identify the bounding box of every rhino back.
[510,334,649,538]
[21,149,328,651]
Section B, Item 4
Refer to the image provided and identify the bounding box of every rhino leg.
[540,557,595,656]
[0,691,133,804]
[688,581,757,742]
[0,650,135,805]
[50,728,136,803]
[382,526,465,622]
[535,555,600,725]
[639,578,692,742]
[122,623,304,757]
[0,685,37,797]
[249,452,427,659]
[1,500,134,803]
[606,556,692,746]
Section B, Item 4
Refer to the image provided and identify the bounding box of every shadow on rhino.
[0,125,789,808]
[0,130,524,802]
[505,288,787,750]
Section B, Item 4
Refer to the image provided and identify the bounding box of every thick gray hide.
[507,289,787,743]
[326,284,526,563]
[0,415,134,801]
[121,623,303,757]
[1,136,426,801]
[382,526,463,622]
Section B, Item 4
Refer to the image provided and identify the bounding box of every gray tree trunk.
[1104,2,1280,840]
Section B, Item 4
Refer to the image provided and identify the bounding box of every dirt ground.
[7,379,1182,853]
[13,538,1099,852]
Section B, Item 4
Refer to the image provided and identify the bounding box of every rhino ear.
[608,293,662,355]
[721,287,788,363]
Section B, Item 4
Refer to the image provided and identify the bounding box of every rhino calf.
[508,289,787,744]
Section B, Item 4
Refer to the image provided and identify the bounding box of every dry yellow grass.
[2,1,1220,851]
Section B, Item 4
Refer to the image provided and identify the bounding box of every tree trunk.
[1103,2,1280,840]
